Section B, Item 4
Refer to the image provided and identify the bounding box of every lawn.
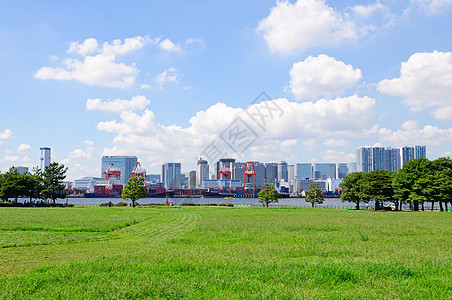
[0,207,451,299]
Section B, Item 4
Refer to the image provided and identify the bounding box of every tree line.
[339,157,452,211]
[0,162,68,205]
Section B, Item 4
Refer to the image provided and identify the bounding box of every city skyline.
[1,1,452,181]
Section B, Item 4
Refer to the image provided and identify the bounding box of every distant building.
[337,163,348,179]
[295,163,312,179]
[278,161,288,182]
[74,177,105,193]
[146,174,161,183]
[40,147,51,171]
[212,158,236,179]
[196,158,209,188]
[313,163,336,179]
[181,174,188,189]
[264,162,278,184]
[188,170,196,189]
[162,162,182,189]
[348,162,357,173]
[14,166,29,175]
[357,145,426,172]
[101,156,137,186]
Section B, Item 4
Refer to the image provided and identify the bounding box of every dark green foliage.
[201,203,218,206]
[219,202,234,207]
[340,172,368,210]
[121,177,146,207]
[305,182,324,207]
[362,170,394,211]
[41,162,68,205]
[258,183,281,207]
[180,203,201,206]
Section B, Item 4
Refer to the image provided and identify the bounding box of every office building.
[313,163,336,179]
[188,171,196,189]
[295,163,312,179]
[74,177,105,193]
[162,162,182,189]
[196,158,209,188]
[101,156,137,186]
[278,161,288,182]
[337,163,348,179]
[348,162,357,173]
[14,166,29,175]
[40,147,51,171]
[146,174,161,183]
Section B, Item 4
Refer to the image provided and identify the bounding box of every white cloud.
[249,139,298,162]
[158,39,181,52]
[17,144,32,152]
[351,3,387,18]
[0,129,13,140]
[84,140,95,146]
[185,38,205,49]
[379,125,452,146]
[0,155,33,171]
[321,150,355,162]
[289,54,362,100]
[323,138,349,147]
[96,95,376,167]
[401,120,419,131]
[413,0,452,14]
[303,139,319,148]
[155,68,178,89]
[257,0,357,55]
[86,95,150,113]
[35,36,150,88]
[378,51,452,117]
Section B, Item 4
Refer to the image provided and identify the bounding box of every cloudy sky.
[1,0,452,180]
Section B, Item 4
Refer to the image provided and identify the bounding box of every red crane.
[218,162,232,193]
[104,163,121,194]
[243,161,256,192]
[131,162,146,179]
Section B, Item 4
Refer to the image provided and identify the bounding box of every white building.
[40,147,51,171]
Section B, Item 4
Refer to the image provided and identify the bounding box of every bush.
[201,203,218,206]
[180,203,201,206]
[0,202,17,207]
[219,202,234,207]
[139,203,170,207]
[115,202,128,207]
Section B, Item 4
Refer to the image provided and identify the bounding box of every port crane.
[243,161,256,194]
[104,163,121,194]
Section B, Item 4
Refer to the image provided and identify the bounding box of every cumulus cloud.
[323,138,349,147]
[35,36,150,88]
[155,68,179,89]
[96,95,377,166]
[17,144,32,152]
[321,150,355,162]
[0,129,13,141]
[249,139,298,162]
[257,0,357,55]
[289,54,362,100]
[379,124,452,146]
[86,95,150,113]
[378,51,452,118]
[413,0,452,14]
[158,38,181,52]
[351,3,388,18]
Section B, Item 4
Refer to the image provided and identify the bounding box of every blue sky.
[1,0,452,180]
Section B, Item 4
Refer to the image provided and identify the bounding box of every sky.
[1,0,452,181]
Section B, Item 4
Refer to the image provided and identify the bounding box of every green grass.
[0,207,451,299]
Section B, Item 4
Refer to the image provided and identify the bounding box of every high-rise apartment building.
[101,156,137,186]
[40,147,51,171]
[196,158,209,188]
[357,146,426,172]
[188,170,196,189]
[337,163,348,179]
[15,166,29,175]
[162,162,182,189]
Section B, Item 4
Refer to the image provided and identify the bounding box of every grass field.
[0,207,451,299]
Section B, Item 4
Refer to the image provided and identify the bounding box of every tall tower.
[40,147,51,171]
[196,158,209,188]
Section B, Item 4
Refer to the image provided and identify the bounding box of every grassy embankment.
[0,206,451,299]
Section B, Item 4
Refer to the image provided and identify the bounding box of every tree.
[0,167,27,202]
[340,172,368,210]
[305,183,324,207]
[23,167,43,203]
[258,183,281,207]
[362,170,394,211]
[122,176,146,207]
[429,157,452,212]
[41,162,68,205]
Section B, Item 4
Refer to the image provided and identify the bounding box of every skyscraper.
[101,156,137,186]
[356,147,372,172]
[337,163,348,179]
[415,145,427,159]
[385,147,401,172]
[295,163,312,179]
[313,163,336,179]
[278,161,288,182]
[372,147,385,171]
[40,147,51,171]
[188,170,196,189]
[401,146,415,166]
[162,162,182,189]
[196,158,209,188]
[357,145,426,172]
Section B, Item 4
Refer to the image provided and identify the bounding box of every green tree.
[258,183,281,207]
[41,162,68,205]
[0,167,27,202]
[122,176,146,207]
[305,183,324,207]
[340,172,368,210]
[23,167,43,204]
[430,157,452,212]
[362,170,394,211]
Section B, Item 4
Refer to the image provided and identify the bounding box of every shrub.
[201,203,218,206]
[180,203,201,206]
[115,202,128,207]
[139,203,170,207]
[219,202,234,207]
[0,202,17,207]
